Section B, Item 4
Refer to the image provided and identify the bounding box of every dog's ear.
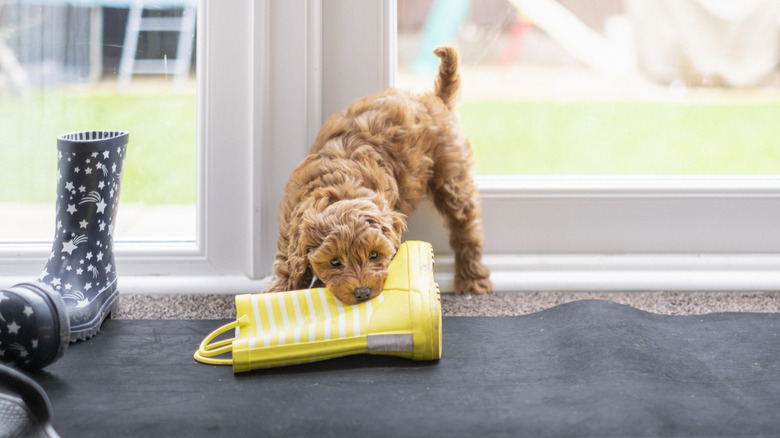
[365,208,406,249]
[286,241,308,288]
[286,210,323,287]
[387,211,407,248]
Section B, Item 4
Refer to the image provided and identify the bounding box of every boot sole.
[69,291,120,342]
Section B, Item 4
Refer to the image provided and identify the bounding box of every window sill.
[4,252,780,295]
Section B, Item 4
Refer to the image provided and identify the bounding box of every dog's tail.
[433,46,460,110]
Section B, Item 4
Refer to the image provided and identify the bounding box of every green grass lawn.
[460,101,780,175]
[1,94,777,206]
[0,91,196,204]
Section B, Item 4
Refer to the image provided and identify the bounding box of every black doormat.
[33,299,780,437]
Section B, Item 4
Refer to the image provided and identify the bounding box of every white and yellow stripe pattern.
[233,288,386,368]
[241,287,384,345]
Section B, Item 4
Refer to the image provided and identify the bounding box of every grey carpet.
[32,299,780,437]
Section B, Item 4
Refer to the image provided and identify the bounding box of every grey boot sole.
[69,292,119,342]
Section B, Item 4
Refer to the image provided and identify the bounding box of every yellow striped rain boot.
[195,241,442,372]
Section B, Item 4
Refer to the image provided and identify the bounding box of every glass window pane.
[397,0,780,175]
[0,2,197,243]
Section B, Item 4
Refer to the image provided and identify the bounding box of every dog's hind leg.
[430,152,492,295]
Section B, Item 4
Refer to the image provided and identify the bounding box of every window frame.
[2,0,780,294]
[0,0,264,292]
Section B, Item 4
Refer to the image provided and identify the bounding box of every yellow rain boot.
[195,241,442,372]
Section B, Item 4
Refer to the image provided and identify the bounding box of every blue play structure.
[411,0,471,75]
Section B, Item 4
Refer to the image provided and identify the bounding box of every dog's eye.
[330,259,342,267]
[369,251,378,260]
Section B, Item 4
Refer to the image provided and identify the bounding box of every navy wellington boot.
[0,283,69,369]
[38,131,129,342]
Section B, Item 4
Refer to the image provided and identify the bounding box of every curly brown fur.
[266,46,492,304]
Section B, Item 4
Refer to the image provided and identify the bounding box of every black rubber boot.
[38,131,129,342]
[0,283,69,370]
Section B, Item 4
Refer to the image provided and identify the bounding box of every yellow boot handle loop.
[193,316,248,365]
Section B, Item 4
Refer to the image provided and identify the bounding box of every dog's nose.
[353,287,372,302]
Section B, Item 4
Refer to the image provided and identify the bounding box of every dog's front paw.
[455,271,492,296]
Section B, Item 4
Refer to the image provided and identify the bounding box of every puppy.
[265,46,492,304]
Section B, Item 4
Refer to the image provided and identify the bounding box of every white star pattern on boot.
[10,343,27,359]
[7,321,20,335]
[96,199,107,214]
[62,239,78,255]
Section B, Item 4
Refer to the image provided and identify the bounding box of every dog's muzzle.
[353,287,372,302]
